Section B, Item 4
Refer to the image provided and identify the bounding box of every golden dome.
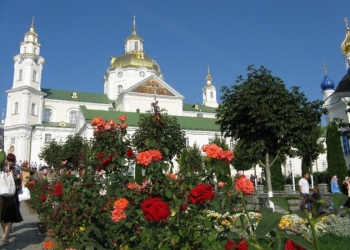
[109,52,161,73]
[341,28,350,54]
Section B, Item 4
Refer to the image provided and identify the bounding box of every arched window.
[69,111,78,124]
[135,41,138,51]
[18,70,22,81]
[33,71,37,81]
[118,85,123,95]
[43,109,52,122]
[14,102,19,114]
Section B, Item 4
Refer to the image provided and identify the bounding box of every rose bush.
[30,111,338,249]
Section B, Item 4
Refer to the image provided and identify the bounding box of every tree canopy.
[216,65,323,204]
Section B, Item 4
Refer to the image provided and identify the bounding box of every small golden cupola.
[206,65,212,85]
[341,17,350,54]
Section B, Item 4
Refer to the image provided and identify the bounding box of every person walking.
[1,153,23,245]
[329,175,344,209]
[298,172,317,211]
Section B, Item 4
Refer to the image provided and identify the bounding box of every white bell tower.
[202,66,219,108]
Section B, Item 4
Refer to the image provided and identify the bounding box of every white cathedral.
[9,17,350,177]
[2,18,222,172]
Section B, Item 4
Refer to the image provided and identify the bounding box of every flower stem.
[304,212,320,250]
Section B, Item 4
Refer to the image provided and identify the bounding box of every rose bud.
[180,204,187,211]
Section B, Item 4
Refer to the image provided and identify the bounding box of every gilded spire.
[206,65,212,85]
[131,16,137,36]
[30,16,35,32]
[341,17,350,54]
[323,62,328,75]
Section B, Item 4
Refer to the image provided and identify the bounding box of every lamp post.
[290,160,295,192]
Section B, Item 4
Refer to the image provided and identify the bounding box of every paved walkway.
[1,202,43,250]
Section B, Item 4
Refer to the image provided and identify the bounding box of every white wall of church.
[43,99,110,123]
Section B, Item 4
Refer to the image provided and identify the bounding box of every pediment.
[131,78,175,96]
[124,76,184,99]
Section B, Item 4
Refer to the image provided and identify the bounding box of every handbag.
[18,186,31,202]
[0,170,16,197]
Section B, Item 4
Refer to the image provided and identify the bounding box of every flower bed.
[28,112,350,250]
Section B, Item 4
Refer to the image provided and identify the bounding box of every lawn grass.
[318,234,349,250]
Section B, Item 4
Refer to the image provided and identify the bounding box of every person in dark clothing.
[1,153,23,245]
[342,177,350,207]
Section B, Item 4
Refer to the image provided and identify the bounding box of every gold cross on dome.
[345,17,349,28]
[323,62,328,75]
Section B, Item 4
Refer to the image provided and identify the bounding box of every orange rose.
[43,241,53,249]
[148,149,163,162]
[118,115,127,122]
[137,151,153,166]
[202,144,222,159]
[218,150,234,162]
[119,123,128,129]
[114,198,129,210]
[235,175,255,195]
[111,208,127,222]
[126,182,139,190]
[165,173,177,180]
[91,117,105,127]
[108,119,117,128]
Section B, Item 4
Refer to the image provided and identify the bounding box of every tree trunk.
[265,152,275,210]
[310,155,314,188]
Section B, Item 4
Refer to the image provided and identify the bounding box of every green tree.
[132,112,186,170]
[39,139,63,168]
[178,142,203,173]
[216,65,323,208]
[232,140,257,173]
[60,134,89,170]
[326,121,348,186]
[270,155,285,190]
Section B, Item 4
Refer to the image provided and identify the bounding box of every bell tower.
[13,18,45,90]
[202,66,219,108]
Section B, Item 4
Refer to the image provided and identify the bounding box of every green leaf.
[226,231,240,240]
[163,147,169,156]
[211,199,221,212]
[203,219,212,229]
[118,157,125,166]
[255,212,283,238]
[269,197,290,212]
[165,188,173,198]
[332,192,348,210]
[260,207,273,217]
[272,238,285,250]
[208,230,216,241]
[150,139,156,147]
[172,235,180,243]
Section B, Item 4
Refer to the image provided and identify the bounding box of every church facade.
[2,19,224,172]
[2,18,333,178]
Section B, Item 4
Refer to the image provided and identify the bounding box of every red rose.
[97,152,105,159]
[285,240,305,250]
[101,154,113,167]
[235,175,255,195]
[28,181,35,190]
[54,183,63,196]
[189,184,215,204]
[126,149,134,159]
[140,197,170,221]
[40,193,46,202]
[236,239,248,250]
[224,239,236,250]
[202,144,221,159]
[180,203,187,211]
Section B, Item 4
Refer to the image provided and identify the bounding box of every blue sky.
[1,1,350,124]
